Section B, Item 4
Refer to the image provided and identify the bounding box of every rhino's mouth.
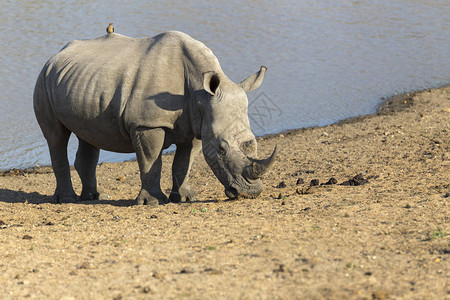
[225,185,239,199]
[225,177,263,199]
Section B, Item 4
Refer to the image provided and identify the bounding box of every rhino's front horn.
[246,146,277,180]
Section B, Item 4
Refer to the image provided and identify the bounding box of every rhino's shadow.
[0,189,135,207]
[0,189,229,207]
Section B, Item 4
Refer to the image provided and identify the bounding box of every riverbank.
[0,86,448,299]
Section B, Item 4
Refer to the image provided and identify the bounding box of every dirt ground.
[0,86,449,299]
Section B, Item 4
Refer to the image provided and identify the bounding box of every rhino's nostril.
[241,139,256,156]
[225,186,239,199]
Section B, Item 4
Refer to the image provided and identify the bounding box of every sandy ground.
[0,86,449,299]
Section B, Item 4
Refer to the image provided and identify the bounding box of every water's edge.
[2,85,448,174]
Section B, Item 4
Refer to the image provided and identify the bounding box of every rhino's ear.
[203,71,220,95]
[239,66,267,92]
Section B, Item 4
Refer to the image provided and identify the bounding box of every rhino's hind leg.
[169,139,201,203]
[46,125,78,203]
[75,138,108,201]
[132,128,168,205]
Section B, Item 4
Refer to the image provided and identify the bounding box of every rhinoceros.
[33,30,276,205]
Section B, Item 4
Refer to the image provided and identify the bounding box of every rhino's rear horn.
[246,146,277,179]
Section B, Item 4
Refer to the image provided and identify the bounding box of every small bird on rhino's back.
[106,23,114,34]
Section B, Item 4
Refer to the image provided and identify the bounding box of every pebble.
[153,273,165,279]
[310,179,320,186]
[276,181,286,188]
[296,187,317,195]
[273,264,285,273]
[179,268,194,274]
[325,177,338,185]
[372,290,389,300]
[341,174,368,186]
[296,178,304,185]
[77,262,93,270]
[203,268,222,275]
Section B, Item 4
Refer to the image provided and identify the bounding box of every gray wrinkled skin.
[34,31,276,205]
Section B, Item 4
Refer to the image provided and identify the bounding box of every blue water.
[0,0,449,170]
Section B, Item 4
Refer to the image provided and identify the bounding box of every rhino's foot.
[79,191,99,201]
[169,188,196,203]
[136,189,168,206]
[52,192,78,204]
[79,187,110,201]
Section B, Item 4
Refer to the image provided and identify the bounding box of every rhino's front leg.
[169,138,202,203]
[132,127,168,205]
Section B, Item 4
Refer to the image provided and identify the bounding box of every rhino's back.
[46,32,180,115]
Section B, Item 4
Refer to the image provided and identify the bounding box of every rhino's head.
[198,66,276,199]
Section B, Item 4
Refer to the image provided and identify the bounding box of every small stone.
[22,235,33,240]
[150,215,158,219]
[142,286,152,293]
[0,220,6,226]
[179,268,194,274]
[276,181,286,188]
[116,176,125,181]
[307,186,317,194]
[372,290,389,300]
[78,262,93,269]
[352,174,367,185]
[310,179,319,186]
[153,273,165,279]
[203,268,222,275]
[296,178,304,185]
[273,264,287,274]
[296,186,317,195]
[281,201,286,205]
[325,177,338,185]
[341,174,368,186]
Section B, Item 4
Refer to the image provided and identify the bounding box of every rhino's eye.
[219,145,227,156]
[218,141,229,156]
